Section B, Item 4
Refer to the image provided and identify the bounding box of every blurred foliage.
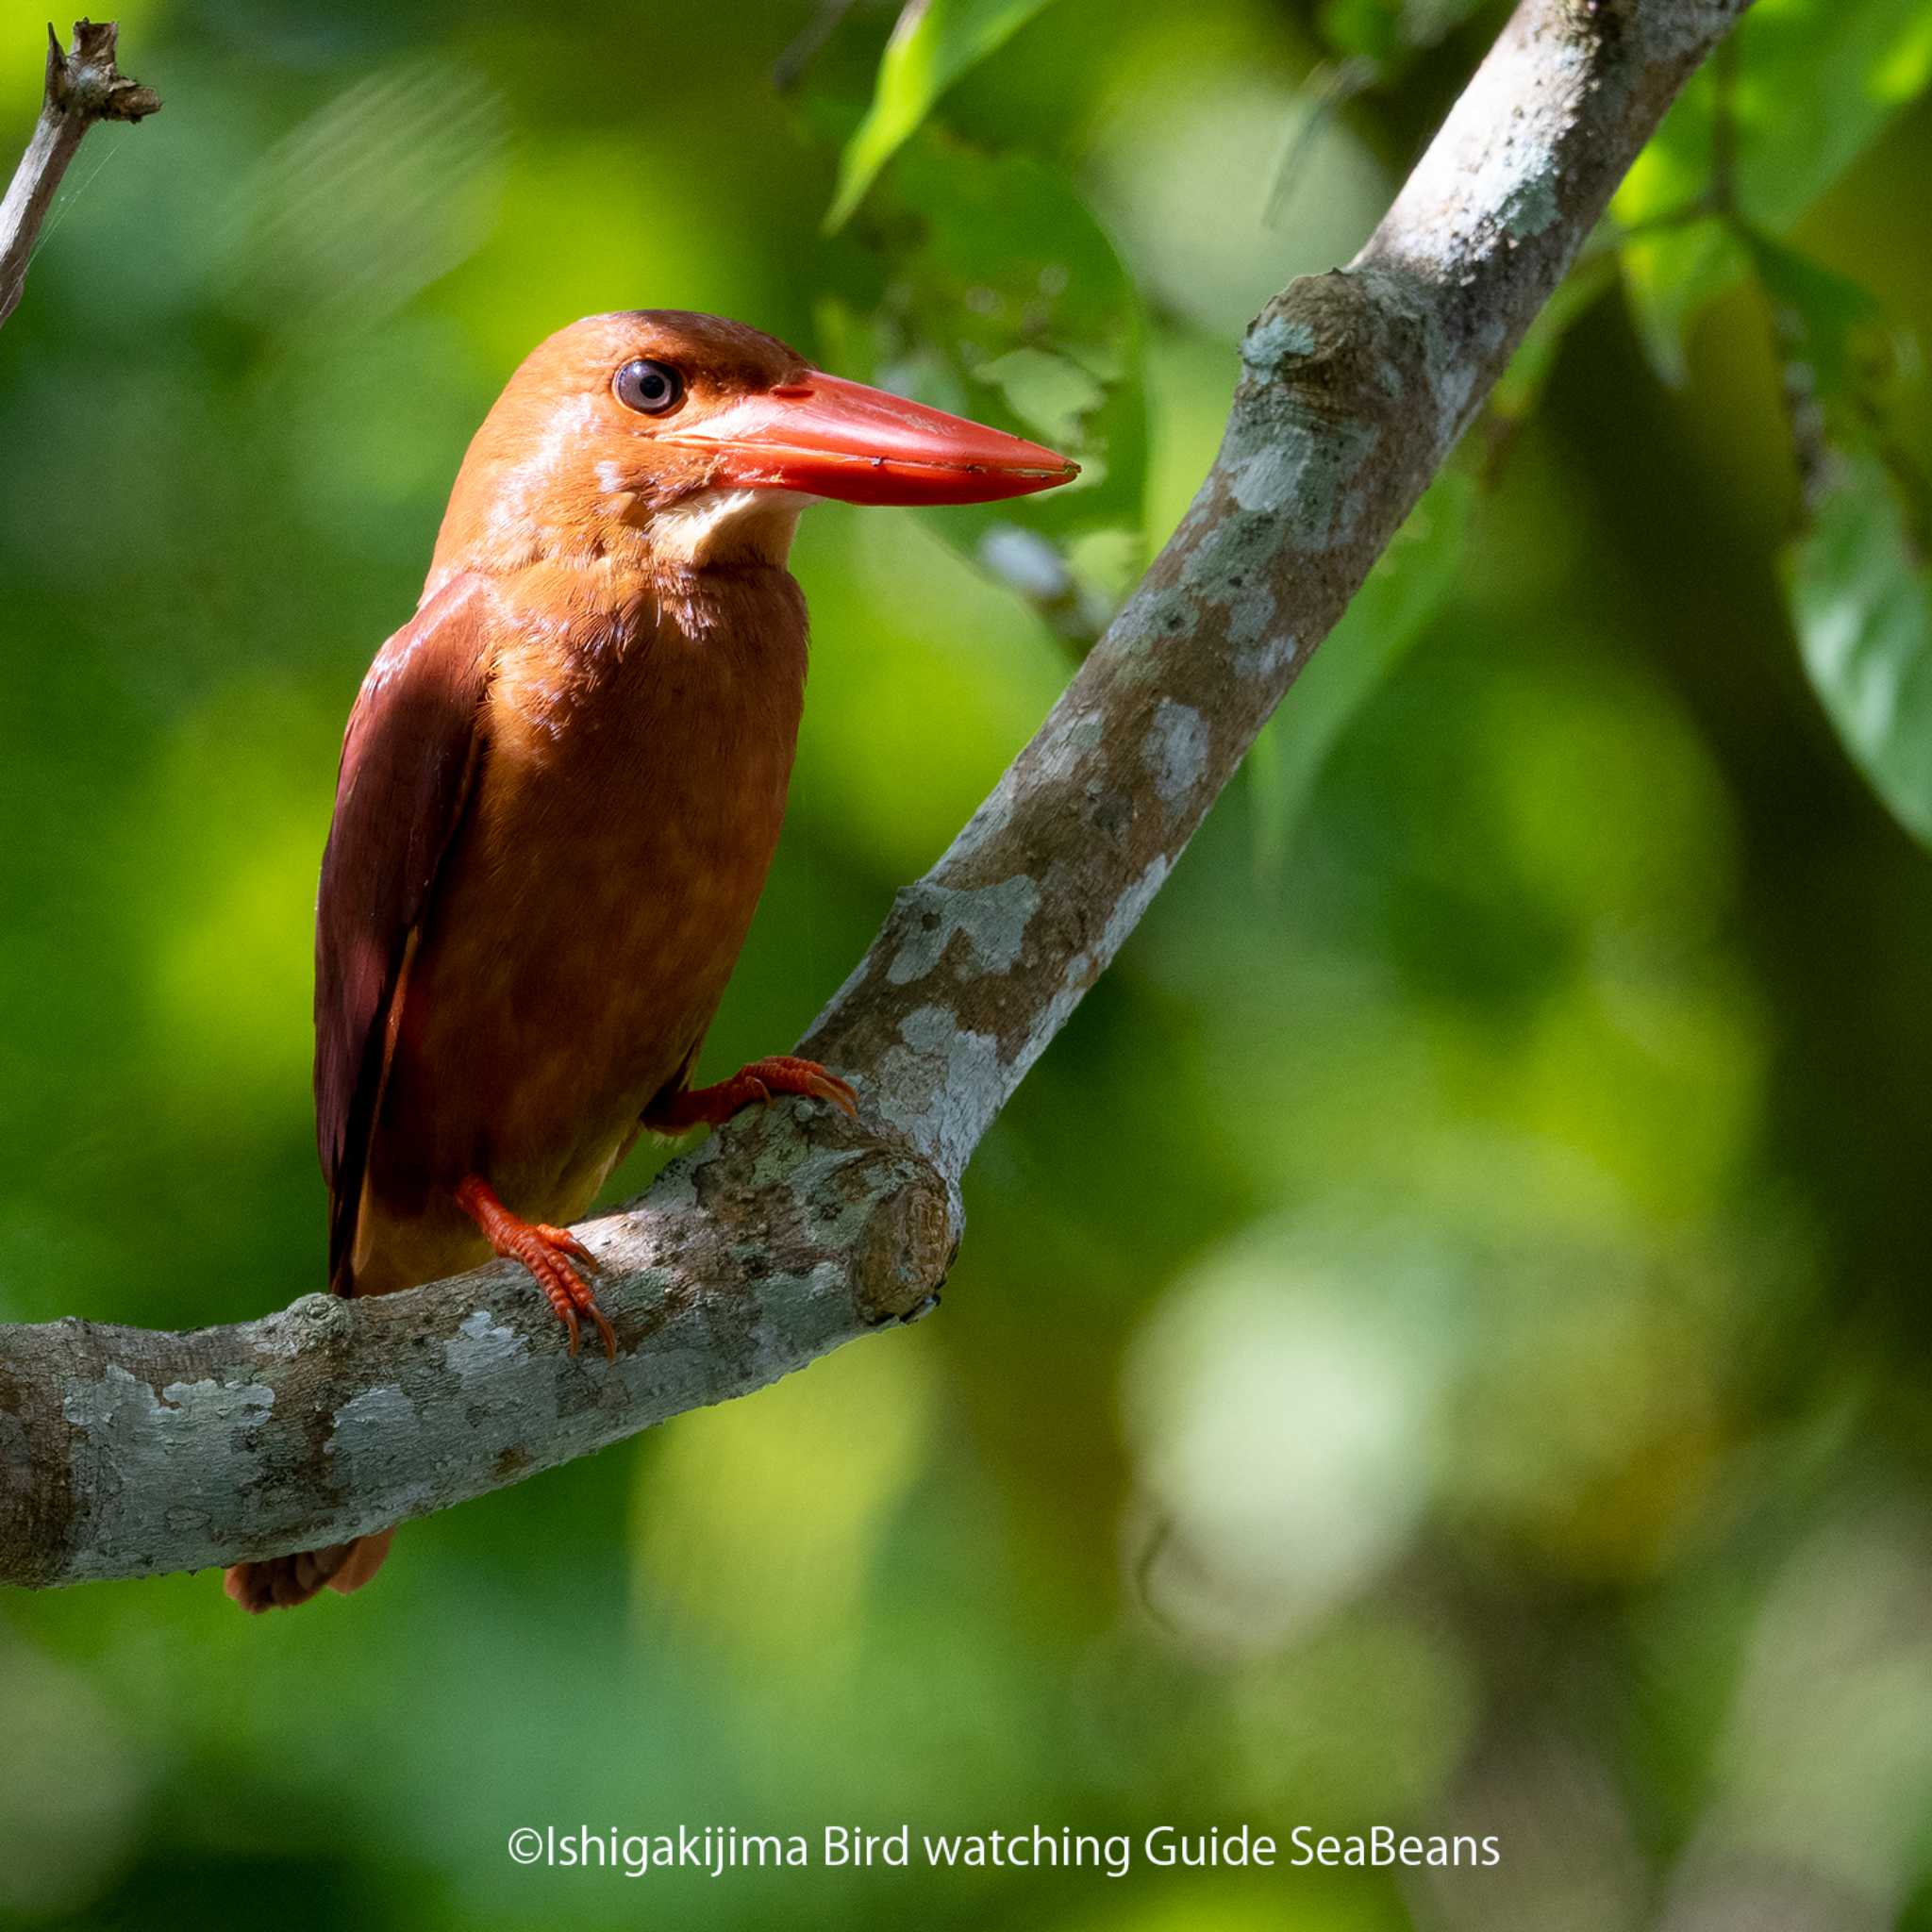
[3,0,1932,1929]
[820,129,1150,618]
[1612,0,1932,382]
[1247,467,1474,878]
[826,0,1070,231]
[1316,0,1489,65]
[1787,454,1932,843]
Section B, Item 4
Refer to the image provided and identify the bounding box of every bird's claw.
[746,1055,859,1119]
[454,1175,618,1362]
[644,1055,859,1131]
[535,1223,602,1274]
[517,1232,617,1362]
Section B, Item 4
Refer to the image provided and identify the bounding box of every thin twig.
[1708,28,1740,222]
[773,0,861,92]
[0,18,160,330]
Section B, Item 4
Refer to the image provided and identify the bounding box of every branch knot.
[46,19,160,124]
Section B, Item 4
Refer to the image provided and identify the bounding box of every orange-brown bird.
[223,312,1074,1610]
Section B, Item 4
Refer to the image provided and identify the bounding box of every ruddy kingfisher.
[225,311,1075,1610]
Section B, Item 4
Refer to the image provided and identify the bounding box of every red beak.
[664,372,1078,507]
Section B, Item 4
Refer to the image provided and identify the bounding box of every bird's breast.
[375,564,809,1215]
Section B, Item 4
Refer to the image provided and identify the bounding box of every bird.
[223,310,1076,1610]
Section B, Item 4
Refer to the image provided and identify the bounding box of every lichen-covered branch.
[0,20,160,330]
[0,0,1750,1591]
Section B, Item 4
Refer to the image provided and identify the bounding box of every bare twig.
[773,0,861,92]
[0,0,1753,1591]
[0,19,159,330]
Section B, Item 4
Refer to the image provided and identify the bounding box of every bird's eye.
[613,358,686,416]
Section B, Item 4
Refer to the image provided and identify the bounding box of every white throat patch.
[649,488,809,568]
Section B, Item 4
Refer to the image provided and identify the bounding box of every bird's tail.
[223,1527,396,1612]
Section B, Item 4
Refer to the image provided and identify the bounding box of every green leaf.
[824,0,1066,233]
[1786,453,1932,848]
[1248,465,1476,875]
[1618,222,1750,391]
[821,132,1148,595]
[1612,0,1932,382]
[1319,0,1401,65]
[1743,228,1888,404]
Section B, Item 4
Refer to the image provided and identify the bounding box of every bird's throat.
[641,486,808,571]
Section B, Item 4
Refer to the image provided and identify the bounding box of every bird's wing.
[315,575,496,1293]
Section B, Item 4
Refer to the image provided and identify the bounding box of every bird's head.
[429,310,1078,579]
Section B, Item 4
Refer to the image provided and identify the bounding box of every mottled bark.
[0,0,1751,1590]
[0,21,159,329]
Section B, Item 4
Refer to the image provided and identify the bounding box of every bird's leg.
[644,1055,858,1132]
[452,1175,617,1362]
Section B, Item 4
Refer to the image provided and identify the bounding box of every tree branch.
[0,0,1750,1591]
[0,19,159,330]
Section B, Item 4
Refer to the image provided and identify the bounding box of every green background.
[4,0,1932,1926]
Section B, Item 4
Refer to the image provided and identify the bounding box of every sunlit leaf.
[1248,465,1475,874]
[1786,452,1932,847]
[1612,0,1932,381]
[825,0,1067,233]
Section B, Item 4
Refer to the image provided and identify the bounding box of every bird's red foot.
[453,1174,616,1362]
[645,1055,859,1133]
